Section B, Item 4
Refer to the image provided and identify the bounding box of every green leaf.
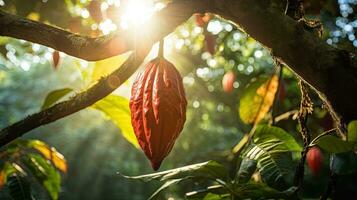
[7,175,33,200]
[316,135,354,153]
[242,126,300,189]
[253,125,302,152]
[236,158,257,183]
[148,179,183,200]
[92,95,139,148]
[347,120,357,143]
[0,162,17,189]
[239,75,279,124]
[22,154,61,200]
[25,140,67,173]
[232,183,297,199]
[330,152,357,175]
[41,88,73,110]
[92,53,129,82]
[186,185,230,200]
[121,161,228,182]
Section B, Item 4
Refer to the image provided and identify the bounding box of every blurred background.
[0,0,356,199]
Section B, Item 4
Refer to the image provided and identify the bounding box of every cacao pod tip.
[150,160,163,171]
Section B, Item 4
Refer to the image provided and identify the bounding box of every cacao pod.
[194,14,205,27]
[130,58,187,170]
[222,71,235,93]
[306,146,323,176]
[52,51,60,70]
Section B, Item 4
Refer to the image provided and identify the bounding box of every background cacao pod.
[130,58,187,170]
[306,146,323,176]
[222,71,235,93]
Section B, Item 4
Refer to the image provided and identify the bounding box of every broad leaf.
[92,53,129,82]
[316,135,354,153]
[239,75,278,124]
[41,88,73,110]
[347,120,357,143]
[92,95,139,148]
[121,161,228,182]
[253,125,302,152]
[232,183,297,199]
[26,140,67,173]
[186,185,230,200]
[22,154,61,200]
[236,158,257,183]
[330,152,357,175]
[0,162,16,189]
[242,126,300,189]
[148,179,183,200]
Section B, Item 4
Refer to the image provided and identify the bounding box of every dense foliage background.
[0,0,356,199]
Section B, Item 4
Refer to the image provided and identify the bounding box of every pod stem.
[158,38,164,58]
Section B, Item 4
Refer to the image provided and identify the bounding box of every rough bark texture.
[0,0,356,146]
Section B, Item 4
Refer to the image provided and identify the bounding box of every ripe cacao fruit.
[195,14,205,27]
[130,57,187,170]
[222,71,235,93]
[306,146,323,176]
[52,51,60,70]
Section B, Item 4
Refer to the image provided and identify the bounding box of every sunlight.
[121,0,154,27]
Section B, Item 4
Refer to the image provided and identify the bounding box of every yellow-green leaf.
[92,53,129,82]
[41,88,73,110]
[27,140,67,173]
[92,95,139,148]
[239,75,279,124]
[347,120,357,143]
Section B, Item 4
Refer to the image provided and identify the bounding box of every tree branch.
[0,0,208,61]
[0,0,203,147]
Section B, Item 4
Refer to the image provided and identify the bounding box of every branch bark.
[0,0,357,146]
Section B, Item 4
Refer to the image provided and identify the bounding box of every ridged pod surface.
[130,58,187,170]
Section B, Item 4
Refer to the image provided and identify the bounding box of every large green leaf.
[92,53,129,82]
[232,183,297,199]
[122,161,228,200]
[330,152,357,175]
[347,120,357,143]
[92,95,139,148]
[121,161,228,182]
[41,88,73,110]
[186,185,230,200]
[236,158,257,183]
[241,126,300,189]
[239,75,278,124]
[22,154,61,200]
[316,135,354,153]
[253,125,302,152]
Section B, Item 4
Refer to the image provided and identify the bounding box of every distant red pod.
[52,51,60,70]
[129,58,187,170]
[306,146,323,176]
[222,71,235,93]
[194,14,205,27]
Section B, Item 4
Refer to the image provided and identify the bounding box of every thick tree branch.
[0,0,208,61]
[1,0,357,146]
[210,0,357,126]
[0,0,202,146]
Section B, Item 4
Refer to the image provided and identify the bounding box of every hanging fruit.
[88,0,103,23]
[222,71,235,93]
[129,40,187,170]
[194,13,205,27]
[204,32,216,55]
[52,51,60,70]
[306,146,323,176]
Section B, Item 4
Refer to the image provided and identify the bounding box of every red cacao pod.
[52,51,60,70]
[222,71,235,93]
[130,58,187,170]
[194,14,205,27]
[306,146,323,176]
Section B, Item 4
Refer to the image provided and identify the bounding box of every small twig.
[309,128,337,147]
[293,80,313,188]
